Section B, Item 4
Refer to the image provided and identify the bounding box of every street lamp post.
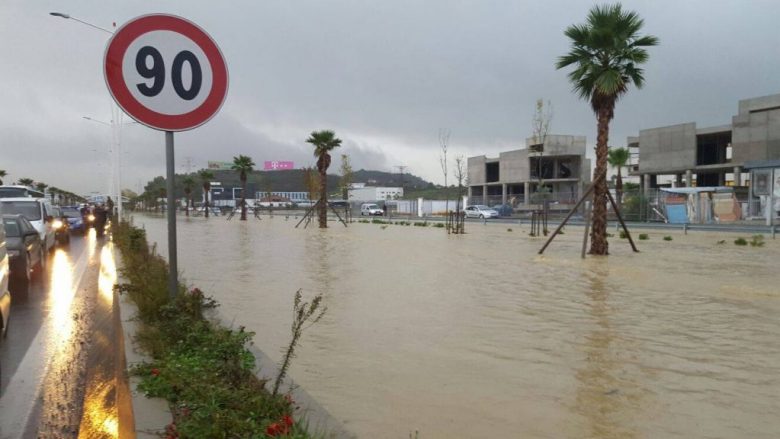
[83,116,136,220]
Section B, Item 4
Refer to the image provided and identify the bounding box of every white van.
[0,198,56,253]
[360,203,383,216]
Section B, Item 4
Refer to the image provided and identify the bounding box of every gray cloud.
[3,0,780,193]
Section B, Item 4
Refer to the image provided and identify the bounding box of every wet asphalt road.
[0,229,121,439]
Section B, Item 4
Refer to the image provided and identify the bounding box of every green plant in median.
[749,235,765,247]
[663,236,672,241]
[619,231,627,239]
[638,233,649,240]
[734,237,748,246]
[113,221,317,438]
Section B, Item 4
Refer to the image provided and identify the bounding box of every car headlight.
[7,249,20,257]
[88,214,95,222]
[53,219,64,229]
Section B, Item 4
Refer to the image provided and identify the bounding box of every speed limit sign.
[104,14,228,131]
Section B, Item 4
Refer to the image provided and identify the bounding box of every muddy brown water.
[134,214,780,439]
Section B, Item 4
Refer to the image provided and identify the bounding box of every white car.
[360,203,383,216]
[464,205,499,219]
[0,198,56,253]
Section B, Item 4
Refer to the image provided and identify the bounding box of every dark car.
[490,204,514,217]
[50,206,71,245]
[60,206,86,234]
[2,214,45,284]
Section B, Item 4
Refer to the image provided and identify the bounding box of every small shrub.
[638,233,649,240]
[432,223,445,228]
[749,235,765,247]
[663,236,672,241]
[507,228,513,232]
[619,231,627,239]
[734,237,748,246]
[716,240,726,245]
[413,222,428,227]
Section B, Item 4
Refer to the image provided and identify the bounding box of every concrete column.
[482,185,487,205]
[524,181,531,205]
[685,169,693,187]
[417,197,424,218]
[643,174,651,195]
[733,166,742,186]
[467,186,473,199]
[501,184,507,204]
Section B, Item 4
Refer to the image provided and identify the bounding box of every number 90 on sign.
[123,30,213,116]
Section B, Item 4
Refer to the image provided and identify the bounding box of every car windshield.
[1,201,41,221]
[62,208,81,218]
[3,218,21,237]
[475,205,489,209]
[365,205,378,209]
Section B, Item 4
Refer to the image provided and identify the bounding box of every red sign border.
[104,14,228,132]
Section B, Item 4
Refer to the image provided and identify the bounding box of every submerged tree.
[556,4,658,255]
[232,155,255,221]
[439,129,450,213]
[306,130,342,228]
[198,169,214,218]
[339,154,354,200]
[608,147,631,207]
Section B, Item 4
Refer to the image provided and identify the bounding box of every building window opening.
[486,162,500,183]
[530,157,555,179]
[696,132,732,165]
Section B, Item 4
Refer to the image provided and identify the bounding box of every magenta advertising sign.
[263,161,294,171]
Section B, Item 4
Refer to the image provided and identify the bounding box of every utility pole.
[396,165,407,188]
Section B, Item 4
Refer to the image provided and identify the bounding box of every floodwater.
[135,213,780,439]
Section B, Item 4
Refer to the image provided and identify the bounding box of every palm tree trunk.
[616,167,623,207]
[589,108,611,255]
[318,169,327,228]
[204,186,210,218]
[240,174,247,221]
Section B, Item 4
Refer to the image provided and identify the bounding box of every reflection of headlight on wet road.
[53,219,63,229]
[7,249,20,257]
[88,215,96,222]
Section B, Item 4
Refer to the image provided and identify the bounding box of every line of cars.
[0,187,90,338]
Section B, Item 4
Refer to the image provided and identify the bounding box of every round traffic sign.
[104,14,228,132]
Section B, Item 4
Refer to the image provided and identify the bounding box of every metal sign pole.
[165,131,178,298]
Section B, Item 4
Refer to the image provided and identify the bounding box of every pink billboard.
[263,161,294,171]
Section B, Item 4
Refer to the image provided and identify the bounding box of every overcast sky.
[2,0,779,195]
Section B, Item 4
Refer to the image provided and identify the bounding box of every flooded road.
[137,214,780,438]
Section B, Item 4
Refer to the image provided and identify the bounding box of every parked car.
[2,215,44,285]
[490,203,514,217]
[0,185,45,199]
[60,206,86,234]
[360,203,383,216]
[328,200,350,209]
[0,198,56,253]
[50,206,71,245]
[464,205,500,219]
[0,215,10,338]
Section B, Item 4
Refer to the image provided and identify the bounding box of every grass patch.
[734,237,748,246]
[432,223,445,228]
[619,231,627,239]
[663,236,673,241]
[750,235,765,247]
[507,228,513,232]
[413,221,428,227]
[113,221,316,438]
[638,233,649,240]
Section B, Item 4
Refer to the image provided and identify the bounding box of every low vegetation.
[663,236,673,241]
[113,221,318,438]
[734,237,748,246]
[638,234,649,240]
[749,235,765,247]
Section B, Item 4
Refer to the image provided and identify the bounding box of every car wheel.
[479,214,484,219]
[38,247,46,273]
[16,253,32,284]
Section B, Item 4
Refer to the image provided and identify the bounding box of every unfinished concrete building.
[629,93,780,192]
[467,134,591,207]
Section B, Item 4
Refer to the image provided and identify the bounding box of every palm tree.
[0,170,6,185]
[231,155,255,221]
[607,147,631,207]
[556,4,657,255]
[182,176,195,217]
[306,130,342,228]
[18,177,34,187]
[35,182,48,194]
[198,169,214,218]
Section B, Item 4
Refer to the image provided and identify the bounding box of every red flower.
[282,414,294,427]
[151,368,161,377]
[266,423,283,437]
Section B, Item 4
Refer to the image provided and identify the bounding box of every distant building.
[628,93,780,191]
[467,134,592,206]
[348,186,404,201]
